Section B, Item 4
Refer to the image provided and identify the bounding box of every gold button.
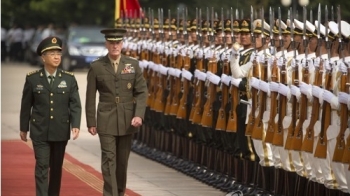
[63,91,65,94]
[50,101,53,104]
[33,119,36,122]
[50,108,53,111]
[50,93,53,96]
[50,116,53,119]
[38,91,41,94]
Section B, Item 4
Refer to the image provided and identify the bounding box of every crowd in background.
[1,23,66,63]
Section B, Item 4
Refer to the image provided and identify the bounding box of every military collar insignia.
[58,80,67,88]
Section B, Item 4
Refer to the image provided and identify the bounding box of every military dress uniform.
[20,36,82,196]
[85,28,148,196]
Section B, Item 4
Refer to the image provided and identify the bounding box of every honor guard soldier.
[20,36,82,196]
[229,18,259,195]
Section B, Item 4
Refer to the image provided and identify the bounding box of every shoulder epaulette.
[92,57,100,63]
[27,70,39,76]
[126,56,137,61]
[62,70,74,76]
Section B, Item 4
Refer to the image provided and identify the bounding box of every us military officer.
[19,36,82,196]
[85,28,148,196]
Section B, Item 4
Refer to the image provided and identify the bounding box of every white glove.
[173,68,182,78]
[291,58,297,68]
[312,86,324,104]
[268,56,276,66]
[302,58,314,70]
[277,56,285,67]
[221,74,232,86]
[299,82,312,99]
[182,69,193,81]
[231,77,242,87]
[338,61,348,73]
[207,72,221,85]
[197,49,204,58]
[232,48,238,56]
[196,70,207,81]
[323,90,339,109]
[258,54,266,63]
[188,49,194,59]
[323,89,335,104]
[167,67,175,76]
[339,92,350,109]
[312,86,322,98]
[278,83,289,97]
[314,57,321,67]
[250,77,260,89]
[159,65,169,75]
[324,60,331,71]
[270,82,279,92]
[290,84,301,101]
[250,52,257,62]
[260,80,270,95]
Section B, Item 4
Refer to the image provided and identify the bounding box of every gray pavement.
[1,62,227,196]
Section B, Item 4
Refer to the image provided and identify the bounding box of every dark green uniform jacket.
[20,69,82,141]
[85,55,148,136]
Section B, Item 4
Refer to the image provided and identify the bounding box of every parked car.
[61,26,107,71]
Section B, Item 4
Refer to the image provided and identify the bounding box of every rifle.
[252,7,268,140]
[169,10,187,116]
[333,5,347,162]
[291,6,309,150]
[314,5,333,159]
[153,9,168,113]
[200,7,217,128]
[301,4,322,153]
[291,65,309,151]
[265,57,279,143]
[265,7,278,143]
[284,59,299,149]
[215,60,230,130]
[246,6,259,136]
[272,7,288,147]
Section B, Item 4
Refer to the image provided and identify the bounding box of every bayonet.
[251,6,256,53]
[302,6,309,59]
[278,7,284,59]
[317,3,322,56]
[269,7,275,55]
[176,7,180,39]
[337,5,343,60]
[231,7,235,43]
[235,9,239,20]
[184,7,189,46]
[261,7,266,56]
[210,7,214,47]
[325,5,331,60]
[168,9,172,40]
[241,9,244,20]
[221,7,226,48]
[310,9,313,24]
[331,6,334,21]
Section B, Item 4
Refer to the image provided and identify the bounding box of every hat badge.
[51,37,57,44]
[233,21,239,26]
[256,22,261,27]
[242,20,248,27]
[226,20,231,26]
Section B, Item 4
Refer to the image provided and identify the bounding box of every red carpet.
[1,140,141,196]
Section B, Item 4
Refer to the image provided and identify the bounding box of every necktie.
[114,62,118,73]
[48,75,54,88]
